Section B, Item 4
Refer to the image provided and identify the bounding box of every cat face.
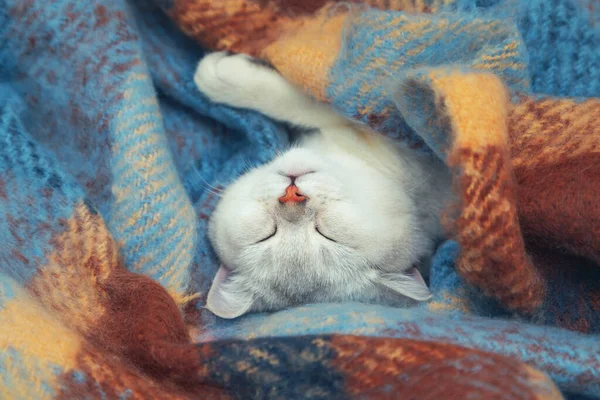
[207,146,433,319]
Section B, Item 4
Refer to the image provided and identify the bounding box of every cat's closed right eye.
[315,225,336,242]
[256,226,277,243]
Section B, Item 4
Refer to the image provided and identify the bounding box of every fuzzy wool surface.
[0,0,598,398]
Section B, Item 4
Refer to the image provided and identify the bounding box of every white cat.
[194,51,452,319]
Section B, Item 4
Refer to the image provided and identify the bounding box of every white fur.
[194,52,452,319]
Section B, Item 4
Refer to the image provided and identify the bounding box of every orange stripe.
[263,6,348,102]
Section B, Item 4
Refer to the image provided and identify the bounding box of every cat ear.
[206,266,254,319]
[378,267,432,301]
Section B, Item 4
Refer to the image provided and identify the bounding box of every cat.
[194,51,452,319]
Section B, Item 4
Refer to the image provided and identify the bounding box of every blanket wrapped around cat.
[0,0,598,398]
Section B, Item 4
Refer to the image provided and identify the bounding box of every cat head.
[207,146,433,319]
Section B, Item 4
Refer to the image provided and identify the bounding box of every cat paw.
[194,51,279,108]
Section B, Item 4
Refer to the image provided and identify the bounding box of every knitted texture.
[0,0,599,398]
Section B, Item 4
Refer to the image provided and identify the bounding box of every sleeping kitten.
[194,51,452,319]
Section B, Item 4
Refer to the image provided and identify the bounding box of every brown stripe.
[329,336,562,399]
[26,204,206,385]
[509,96,600,263]
[448,145,545,313]
[516,154,600,264]
[56,343,229,399]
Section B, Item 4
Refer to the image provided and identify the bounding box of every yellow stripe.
[428,71,510,149]
[0,282,82,399]
[29,203,112,333]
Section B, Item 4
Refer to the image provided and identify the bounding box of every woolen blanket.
[0,0,598,398]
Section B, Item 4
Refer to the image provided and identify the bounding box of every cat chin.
[206,256,431,319]
[224,285,428,318]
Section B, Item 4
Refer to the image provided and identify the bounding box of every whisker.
[198,173,225,195]
[203,188,223,198]
[243,158,255,173]
[405,169,433,195]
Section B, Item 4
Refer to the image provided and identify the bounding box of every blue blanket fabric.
[0,0,599,398]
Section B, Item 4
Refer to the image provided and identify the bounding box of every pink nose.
[278,185,307,204]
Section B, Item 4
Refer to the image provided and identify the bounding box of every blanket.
[0,0,598,398]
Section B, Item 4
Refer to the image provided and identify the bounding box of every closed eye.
[255,225,277,244]
[315,224,336,242]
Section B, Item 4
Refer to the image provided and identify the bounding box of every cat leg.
[194,51,344,129]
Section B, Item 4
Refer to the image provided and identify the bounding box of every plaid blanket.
[0,0,598,398]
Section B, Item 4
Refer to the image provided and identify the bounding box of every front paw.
[194,51,281,108]
[194,52,257,104]
[194,51,235,104]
